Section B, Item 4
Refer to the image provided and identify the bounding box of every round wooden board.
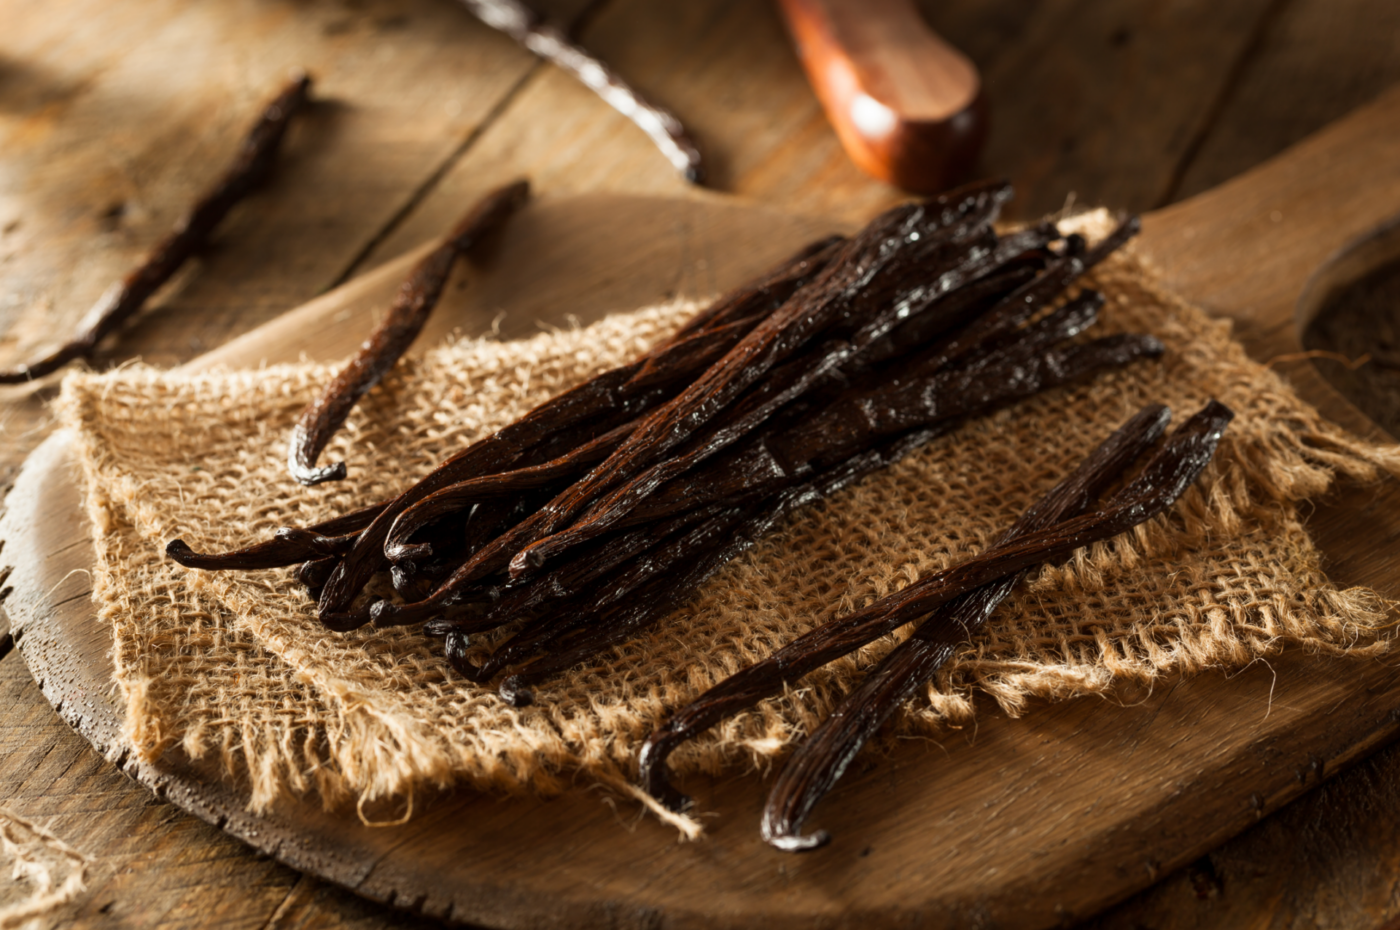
[4,89,1400,930]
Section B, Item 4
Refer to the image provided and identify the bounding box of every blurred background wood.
[0,0,1398,926]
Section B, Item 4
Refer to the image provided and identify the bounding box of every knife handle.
[776,0,987,194]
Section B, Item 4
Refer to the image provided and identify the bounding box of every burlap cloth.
[54,212,1400,836]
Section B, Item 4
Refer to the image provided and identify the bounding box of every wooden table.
[2,1,1398,926]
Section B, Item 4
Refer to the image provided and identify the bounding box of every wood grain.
[1173,0,1400,202]
[952,0,1281,219]
[4,85,1400,927]
[0,0,590,491]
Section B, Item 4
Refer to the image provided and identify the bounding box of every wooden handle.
[1138,84,1400,441]
[775,0,986,194]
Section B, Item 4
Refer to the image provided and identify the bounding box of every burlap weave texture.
[56,212,1400,833]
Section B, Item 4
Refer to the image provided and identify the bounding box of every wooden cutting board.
[3,87,1399,930]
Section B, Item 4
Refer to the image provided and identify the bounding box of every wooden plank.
[1173,0,1400,201]
[0,0,590,488]
[922,0,1282,219]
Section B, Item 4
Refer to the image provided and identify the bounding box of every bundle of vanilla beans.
[168,178,1167,708]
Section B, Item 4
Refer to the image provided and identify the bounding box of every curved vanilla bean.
[0,74,313,384]
[317,234,843,615]
[384,418,639,563]
[456,0,705,182]
[298,556,338,593]
[760,403,1172,851]
[288,180,530,486]
[167,527,354,571]
[638,400,1234,811]
[165,499,386,571]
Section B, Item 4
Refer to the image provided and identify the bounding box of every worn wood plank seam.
[1154,0,1296,207]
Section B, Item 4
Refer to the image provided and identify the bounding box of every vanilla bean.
[289,179,530,486]
[384,418,638,563]
[613,289,1116,529]
[498,439,908,707]
[638,400,1234,811]
[0,74,313,383]
[465,506,753,687]
[480,186,1015,582]
[425,497,756,650]
[315,235,842,616]
[167,527,354,571]
[373,240,1151,629]
[760,403,1172,851]
[513,299,1139,578]
[492,420,966,703]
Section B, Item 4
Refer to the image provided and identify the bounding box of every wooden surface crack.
[1153,0,1297,209]
[326,62,548,289]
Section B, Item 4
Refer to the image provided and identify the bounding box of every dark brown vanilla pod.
[166,499,387,572]
[760,403,1173,851]
[910,217,1139,379]
[422,308,1125,644]
[167,527,355,571]
[317,233,845,615]
[297,556,338,598]
[512,296,1141,578]
[383,419,640,564]
[342,181,1009,618]
[432,497,761,650]
[288,180,531,486]
[616,289,1124,531]
[0,74,313,384]
[638,400,1234,813]
[649,235,846,351]
[492,421,959,703]
[604,305,1136,537]
[376,229,1149,628]
[496,439,909,707]
[489,422,961,696]
[478,508,754,691]
[501,202,1023,579]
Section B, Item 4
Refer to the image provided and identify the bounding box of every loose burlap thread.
[56,212,1400,837]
